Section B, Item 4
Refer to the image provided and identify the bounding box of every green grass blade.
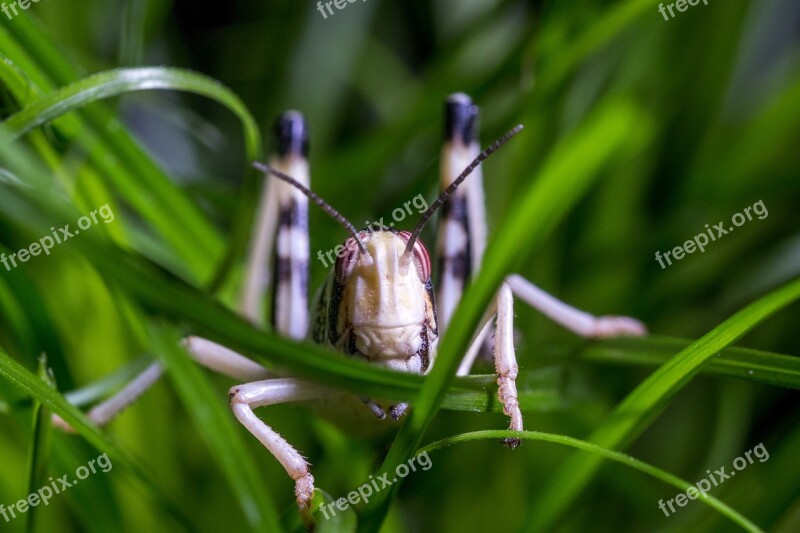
[524,277,800,532]
[418,431,763,533]
[2,66,260,159]
[535,0,653,94]
[23,356,54,533]
[576,336,800,389]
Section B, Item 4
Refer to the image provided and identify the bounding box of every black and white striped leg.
[242,112,311,339]
[270,112,311,339]
[435,93,487,334]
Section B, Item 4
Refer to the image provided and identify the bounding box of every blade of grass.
[524,276,800,532]
[534,0,653,95]
[2,66,260,158]
[418,431,763,533]
[0,58,266,285]
[575,336,800,389]
[24,355,54,533]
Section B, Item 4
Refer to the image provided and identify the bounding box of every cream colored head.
[336,230,436,371]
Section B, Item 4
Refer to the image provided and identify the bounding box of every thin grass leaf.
[575,336,800,389]
[418,430,762,533]
[524,276,800,532]
[534,0,653,94]
[2,66,260,158]
[23,355,54,533]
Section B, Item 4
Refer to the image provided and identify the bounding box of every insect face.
[335,230,437,372]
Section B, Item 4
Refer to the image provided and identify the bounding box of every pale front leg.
[505,274,647,338]
[229,378,326,528]
[494,283,523,447]
[457,284,522,446]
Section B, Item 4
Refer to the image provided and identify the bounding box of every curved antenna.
[401,124,524,262]
[252,162,370,257]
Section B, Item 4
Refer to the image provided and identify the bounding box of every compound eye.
[398,231,431,281]
[334,233,369,282]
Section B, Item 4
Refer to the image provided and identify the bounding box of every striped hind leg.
[437,94,646,426]
[241,111,311,339]
[435,93,487,333]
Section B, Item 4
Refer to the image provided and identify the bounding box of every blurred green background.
[0,0,799,532]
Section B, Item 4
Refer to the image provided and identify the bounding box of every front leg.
[228,378,328,529]
[494,283,523,447]
[459,284,523,447]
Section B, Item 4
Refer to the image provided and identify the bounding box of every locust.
[53,93,647,529]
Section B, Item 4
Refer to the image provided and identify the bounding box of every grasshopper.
[54,93,646,529]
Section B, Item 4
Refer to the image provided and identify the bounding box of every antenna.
[401,124,524,262]
[252,162,371,258]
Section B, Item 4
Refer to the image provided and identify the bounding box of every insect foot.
[389,402,409,420]
[297,472,316,531]
[497,372,523,449]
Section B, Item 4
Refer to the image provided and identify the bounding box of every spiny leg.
[229,378,327,528]
[494,283,523,447]
[455,274,645,447]
[52,337,272,431]
[458,284,523,446]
